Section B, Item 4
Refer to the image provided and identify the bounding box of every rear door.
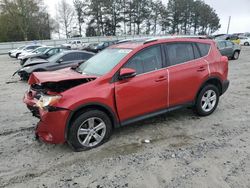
[225,41,234,57]
[217,41,228,56]
[115,45,169,122]
[164,42,210,107]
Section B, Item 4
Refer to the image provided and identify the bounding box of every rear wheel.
[232,51,239,60]
[194,84,219,116]
[68,110,112,151]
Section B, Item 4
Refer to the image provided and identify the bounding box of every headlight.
[36,95,62,109]
[20,66,31,71]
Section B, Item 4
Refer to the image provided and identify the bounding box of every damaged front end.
[25,78,96,115]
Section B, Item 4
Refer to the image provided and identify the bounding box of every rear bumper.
[221,80,230,95]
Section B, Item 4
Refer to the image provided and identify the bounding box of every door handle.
[197,66,206,72]
[155,76,167,82]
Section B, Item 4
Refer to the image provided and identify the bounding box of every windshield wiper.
[71,66,82,74]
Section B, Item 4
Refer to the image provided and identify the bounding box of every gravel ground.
[0,48,250,188]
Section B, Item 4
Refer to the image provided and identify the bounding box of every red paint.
[24,38,229,144]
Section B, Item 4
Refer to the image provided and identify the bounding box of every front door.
[115,45,169,122]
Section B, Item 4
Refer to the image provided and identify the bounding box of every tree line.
[0,0,53,42]
[68,0,220,37]
[0,0,221,42]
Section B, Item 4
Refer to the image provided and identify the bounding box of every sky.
[44,0,250,34]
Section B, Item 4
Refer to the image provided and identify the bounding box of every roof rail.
[143,35,209,44]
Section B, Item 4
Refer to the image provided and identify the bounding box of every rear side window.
[197,43,211,57]
[217,41,226,49]
[81,53,93,59]
[164,43,194,65]
[62,53,76,61]
[124,46,162,75]
[225,41,233,48]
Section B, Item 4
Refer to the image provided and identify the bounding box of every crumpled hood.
[23,58,48,67]
[28,67,97,85]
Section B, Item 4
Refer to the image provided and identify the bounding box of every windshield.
[47,51,65,63]
[32,47,47,53]
[79,48,131,76]
[17,46,25,50]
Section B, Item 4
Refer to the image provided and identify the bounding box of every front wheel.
[68,110,112,151]
[194,85,219,116]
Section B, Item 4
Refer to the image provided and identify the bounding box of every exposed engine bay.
[31,78,96,93]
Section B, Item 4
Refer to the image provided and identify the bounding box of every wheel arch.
[195,77,223,103]
[65,102,119,141]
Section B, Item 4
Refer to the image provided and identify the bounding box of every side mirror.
[119,68,136,80]
[220,56,228,63]
[58,58,63,63]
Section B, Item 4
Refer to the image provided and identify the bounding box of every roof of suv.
[112,36,214,50]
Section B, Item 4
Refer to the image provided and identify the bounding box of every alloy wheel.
[77,117,106,147]
[201,90,217,112]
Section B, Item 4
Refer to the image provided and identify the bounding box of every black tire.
[20,58,27,66]
[68,110,112,151]
[16,53,21,58]
[194,84,219,116]
[232,51,240,60]
[244,42,249,46]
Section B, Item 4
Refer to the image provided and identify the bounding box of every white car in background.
[61,40,84,49]
[9,44,42,58]
[8,46,25,57]
[239,36,250,46]
[18,46,49,60]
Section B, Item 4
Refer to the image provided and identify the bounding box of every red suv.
[24,37,229,151]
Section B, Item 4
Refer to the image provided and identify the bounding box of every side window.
[26,46,35,50]
[197,43,211,57]
[165,43,194,65]
[47,48,56,55]
[193,44,201,59]
[81,53,92,59]
[124,46,162,75]
[217,41,226,49]
[62,53,75,61]
[225,41,233,48]
[104,42,109,47]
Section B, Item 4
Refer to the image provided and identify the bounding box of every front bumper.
[35,109,70,144]
[24,91,71,144]
[17,71,30,80]
[221,80,230,95]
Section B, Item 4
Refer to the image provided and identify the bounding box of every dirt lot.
[0,48,250,188]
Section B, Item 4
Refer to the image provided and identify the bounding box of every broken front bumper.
[24,91,71,144]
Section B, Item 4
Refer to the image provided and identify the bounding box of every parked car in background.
[61,40,83,49]
[239,36,250,46]
[84,43,99,52]
[9,45,42,58]
[21,47,69,66]
[216,40,241,60]
[18,46,51,63]
[8,46,25,57]
[86,41,117,53]
[23,37,229,151]
[15,50,94,80]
